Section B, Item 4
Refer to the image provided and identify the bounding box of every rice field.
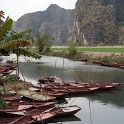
[50,46,124,53]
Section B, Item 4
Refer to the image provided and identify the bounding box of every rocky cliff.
[13,4,74,45]
[13,1,124,46]
[73,0,124,45]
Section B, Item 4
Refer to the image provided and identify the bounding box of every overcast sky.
[1,0,77,21]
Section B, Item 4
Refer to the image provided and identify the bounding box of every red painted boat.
[0,64,16,75]
[34,82,99,95]
[6,105,81,117]
[0,67,8,72]
[0,104,33,114]
[68,82,89,88]
[34,83,70,89]
[0,70,13,74]
[96,82,121,90]
[0,112,55,124]
[119,65,124,69]
[101,62,124,68]
[0,117,19,124]
[29,86,68,98]
[9,101,57,108]
[38,75,63,84]
[51,105,81,117]
[1,93,21,101]
[69,82,121,90]
[2,64,16,70]
[0,65,16,72]
[31,105,81,117]
[52,85,79,89]
[42,82,98,89]
[92,60,103,64]
[41,83,84,90]
[47,86,99,95]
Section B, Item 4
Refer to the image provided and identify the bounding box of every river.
[1,54,124,124]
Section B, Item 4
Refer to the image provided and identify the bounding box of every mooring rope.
[89,100,93,124]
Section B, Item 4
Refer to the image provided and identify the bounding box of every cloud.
[1,0,77,21]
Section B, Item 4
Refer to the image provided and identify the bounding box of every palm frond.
[0,17,13,40]
[12,48,41,59]
[0,39,30,49]
[2,29,32,43]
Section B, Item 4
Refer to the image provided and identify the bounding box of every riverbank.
[82,52,123,58]
[1,74,32,91]
[49,50,124,64]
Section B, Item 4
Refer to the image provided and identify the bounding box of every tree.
[0,11,41,110]
[0,11,41,56]
[67,37,77,58]
[0,12,41,75]
[36,32,53,53]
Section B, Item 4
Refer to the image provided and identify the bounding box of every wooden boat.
[29,86,68,98]
[34,83,70,89]
[0,70,13,75]
[39,83,75,89]
[19,90,56,101]
[38,75,63,84]
[49,105,81,117]
[0,67,8,72]
[100,62,124,68]
[69,82,121,90]
[49,85,79,89]
[28,105,81,117]
[119,65,124,69]
[6,105,81,117]
[37,79,121,92]
[92,60,103,64]
[0,65,15,72]
[42,83,99,89]
[9,101,57,108]
[67,82,88,87]
[0,117,19,124]
[0,104,33,114]
[34,82,99,95]
[47,86,99,95]
[0,65,16,75]
[0,112,55,124]
[96,82,121,90]
[1,93,21,101]
[2,64,16,70]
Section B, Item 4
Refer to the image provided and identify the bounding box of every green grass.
[50,47,68,51]
[50,47,124,53]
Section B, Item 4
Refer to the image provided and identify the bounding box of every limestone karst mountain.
[13,4,74,45]
[72,0,124,46]
[13,1,124,46]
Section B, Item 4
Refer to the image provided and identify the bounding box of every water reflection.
[18,55,124,83]
[49,115,82,123]
[88,85,124,108]
[2,54,124,124]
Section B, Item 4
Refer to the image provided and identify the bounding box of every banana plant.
[0,11,41,110]
[0,12,41,76]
